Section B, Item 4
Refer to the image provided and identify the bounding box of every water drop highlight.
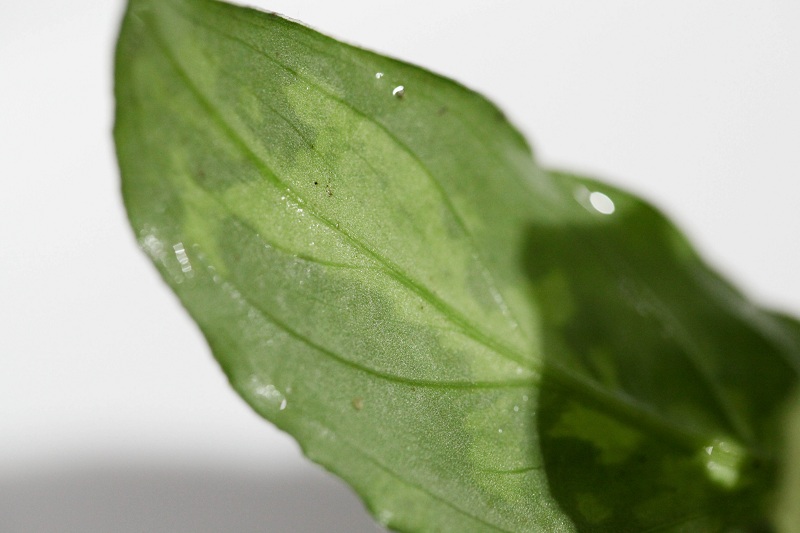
[700,438,746,489]
[172,242,194,277]
[574,186,616,215]
[589,191,615,215]
[252,381,288,412]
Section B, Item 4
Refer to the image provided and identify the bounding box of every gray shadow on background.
[0,464,385,533]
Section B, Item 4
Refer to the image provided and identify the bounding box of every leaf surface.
[114,1,800,531]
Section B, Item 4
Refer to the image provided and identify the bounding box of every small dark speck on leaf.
[326,185,333,197]
[313,181,318,186]
[437,106,448,116]
[352,397,364,411]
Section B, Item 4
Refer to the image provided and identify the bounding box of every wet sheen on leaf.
[114,1,800,531]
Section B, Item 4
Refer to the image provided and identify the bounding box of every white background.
[1,1,798,531]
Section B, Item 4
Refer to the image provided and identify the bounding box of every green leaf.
[114,0,800,531]
[774,385,800,533]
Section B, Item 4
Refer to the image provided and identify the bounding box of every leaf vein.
[146,15,535,373]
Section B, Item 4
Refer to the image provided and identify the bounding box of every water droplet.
[514,405,520,412]
[522,395,529,402]
[392,85,405,98]
[700,438,746,489]
[589,191,615,215]
[210,267,221,284]
[498,428,504,433]
[252,382,287,411]
[141,233,165,262]
[574,186,615,215]
[375,72,384,79]
[378,510,393,526]
[172,242,194,276]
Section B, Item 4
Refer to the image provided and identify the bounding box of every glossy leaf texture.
[114,1,800,531]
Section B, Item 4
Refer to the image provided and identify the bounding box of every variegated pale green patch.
[115,1,800,531]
